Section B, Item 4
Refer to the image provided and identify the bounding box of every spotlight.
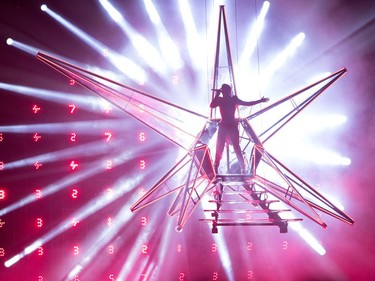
[41,4,48,11]
[6,38,13,45]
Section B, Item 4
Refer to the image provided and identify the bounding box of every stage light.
[0,82,100,109]
[25,240,43,255]
[291,223,326,255]
[308,72,332,84]
[4,174,143,268]
[144,0,183,70]
[178,0,206,69]
[0,119,133,137]
[261,32,306,89]
[40,4,47,12]
[240,1,270,63]
[212,233,235,281]
[0,148,134,216]
[67,264,83,280]
[6,38,13,45]
[5,39,40,56]
[4,254,21,268]
[98,0,123,23]
[99,0,167,75]
[65,197,141,279]
[315,150,351,166]
[44,5,147,82]
[237,1,270,96]
[143,0,161,25]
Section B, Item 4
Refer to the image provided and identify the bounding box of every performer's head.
[220,83,232,97]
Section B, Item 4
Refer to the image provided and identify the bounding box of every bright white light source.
[288,222,326,255]
[241,1,270,62]
[4,254,22,268]
[41,4,48,11]
[25,240,43,254]
[99,0,123,23]
[308,72,332,84]
[178,0,204,69]
[143,0,183,70]
[261,32,306,89]
[340,157,351,166]
[144,0,161,25]
[68,264,83,279]
[6,38,13,45]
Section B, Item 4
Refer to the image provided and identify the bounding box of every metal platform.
[202,174,303,233]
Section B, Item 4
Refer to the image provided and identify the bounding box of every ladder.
[200,174,302,233]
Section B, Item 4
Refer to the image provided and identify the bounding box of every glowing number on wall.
[282,240,288,250]
[35,189,42,199]
[139,160,146,170]
[38,276,43,281]
[178,273,185,281]
[141,216,147,226]
[139,132,146,142]
[247,242,253,251]
[38,246,44,256]
[73,276,79,281]
[33,133,42,142]
[212,272,218,281]
[0,248,5,257]
[0,133,3,142]
[32,105,41,113]
[36,218,43,228]
[177,244,182,253]
[108,245,114,255]
[104,132,112,141]
[73,245,79,255]
[68,104,76,114]
[106,160,112,170]
[72,188,78,199]
[70,132,77,142]
[70,161,79,170]
[0,189,5,200]
[248,270,254,280]
[141,244,148,254]
[0,162,4,170]
[211,243,217,253]
[34,161,43,169]
[109,274,115,281]
[107,217,112,226]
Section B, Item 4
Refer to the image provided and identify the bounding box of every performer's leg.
[230,128,246,173]
[214,126,226,172]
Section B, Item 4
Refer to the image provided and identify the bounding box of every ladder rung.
[208,199,279,204]
[223,190,267,195]
[199,218,303,224]
[220,181,253,186]
[203,209,292,214]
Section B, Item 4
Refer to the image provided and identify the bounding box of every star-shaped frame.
[36,5,354,234]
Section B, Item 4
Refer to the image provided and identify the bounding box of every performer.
[210,83,269,174]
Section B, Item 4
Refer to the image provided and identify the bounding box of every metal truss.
[36,5,354,233]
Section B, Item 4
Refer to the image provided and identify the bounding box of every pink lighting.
[0,1,373,280]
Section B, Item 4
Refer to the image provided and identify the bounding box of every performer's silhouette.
[210,83,269,174]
